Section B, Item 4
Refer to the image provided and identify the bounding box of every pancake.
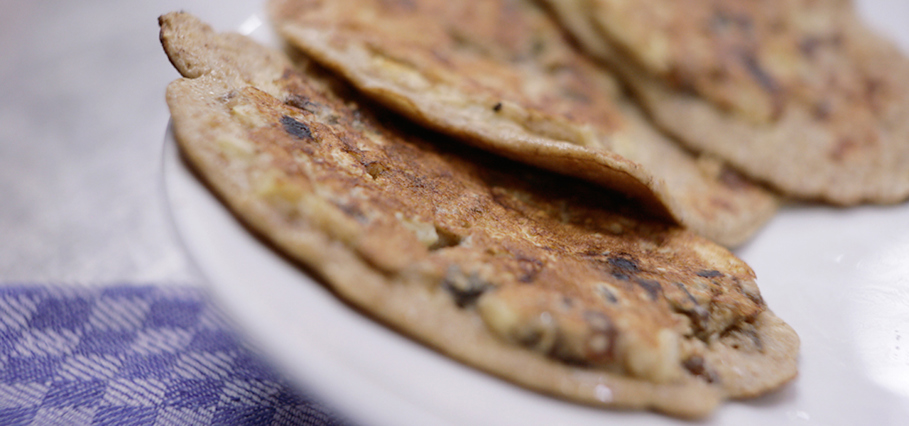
[160,12,798,417]
[544,0,909,204]
[267,0,779,247]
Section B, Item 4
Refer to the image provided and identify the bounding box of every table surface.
[0,0,270,284]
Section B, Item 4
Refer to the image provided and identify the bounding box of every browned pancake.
[267,0,779,247]
[545,0,909,204]
[161,12,798,417]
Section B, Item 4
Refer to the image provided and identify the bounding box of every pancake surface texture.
[268,0,779,247]
[545,0,909,204]
[160,12,798,418]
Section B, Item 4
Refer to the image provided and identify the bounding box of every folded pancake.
[161,12,798,417]
[543,0,909,205]
[267,0,778,247]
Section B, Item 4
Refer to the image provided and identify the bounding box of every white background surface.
[4,0,909,424]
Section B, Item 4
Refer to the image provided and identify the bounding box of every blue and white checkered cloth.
[0,285,350,426]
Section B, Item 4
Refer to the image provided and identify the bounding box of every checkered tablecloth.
[0,285,350,426]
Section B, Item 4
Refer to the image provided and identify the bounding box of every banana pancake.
[543,0,909,204]
[161,12,798,417]
[267,0,778,247]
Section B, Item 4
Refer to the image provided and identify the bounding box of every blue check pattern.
[0,285,349,426]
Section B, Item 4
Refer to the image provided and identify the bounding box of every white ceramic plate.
[163,4,909,425]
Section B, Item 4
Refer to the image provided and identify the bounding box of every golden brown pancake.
[161,12,798,417]
[544,0,909,204]
[267,0,779,247]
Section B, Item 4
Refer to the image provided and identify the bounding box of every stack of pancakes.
[159,0,909,417]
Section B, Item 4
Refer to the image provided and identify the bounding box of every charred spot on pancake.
[798,36,823,58]
[284,94,319,112]
[738,51,784,119]
[709,9,752,34]
[744,288,765,307]
[798,33,843,59]
[718,166,750,191]
[697,269,723,278]
[864,77,886,114]
[333,201,368,224]
[595,283,620,304]
[442,266,491,308]
[280,115,313,140]
[683,355,718,383]
[741,52,779,95]
[514,314,559,353]
[813,100,833,120]
[560,296,575,310]
[671,282,710,332]
[582,251,644,281]
[722,322,764,352]
[607,254,640,280]
[516,255,544,283]
[379,0,417,13]
[634,278,662,301]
